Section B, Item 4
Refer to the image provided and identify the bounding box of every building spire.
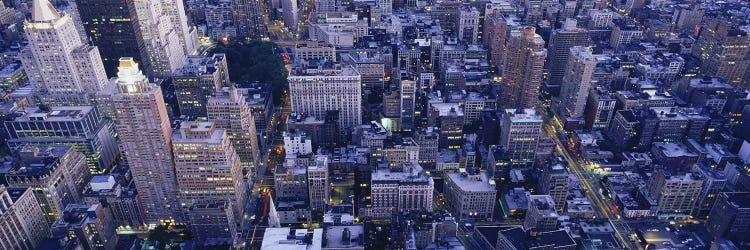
[31,0,61,22]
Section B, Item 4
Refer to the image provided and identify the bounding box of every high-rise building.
[369,162,433,218]
[131,0,188,79]
[4,145,90,225]
[559,46,597,118]
[50,204,117,250]
[547,19,590,86]
[112,58,181,222]
[288,64,362,134]
[308,155,330,213]
[429,103,464,149]
[414,127,439,168]
[4,105,119,174]
[282,0,299,32]
[207,87,260,166]
[500,109,542,168]
[694,20,750,88]
[232,0,266,39]
[284,130,313,155]
[499,27,546,110]
[400,80,416,131]
[172,121,244,219]
[523,195,559,233]
[0,1,15,25]
[584,87,616,130]
[482,10,507,68]
[443,171,496,222]
[692,166,727,218]
[457,6,480,44]
[705,192,750,239]
[20,0,109,105]
[647,170,703,221]
[0,186,50,250]
[82,175,146,227]
[274,163,308,201]
[538,163,569,214]
[187,201,237,245]
[671,5,703,34]
[174,54,230,118]
[160,0,198,56]
[75,0,142,77]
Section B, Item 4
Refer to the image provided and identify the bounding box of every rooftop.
[446,172,496,192]
[324,225,364,249]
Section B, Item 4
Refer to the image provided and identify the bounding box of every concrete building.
[207,87,261,166]
[523,195,559,233]
[3,145,90,225]
[499,27,546,110]
[0,186,49,250]
[705,192,750,239]
[284,130,313,155]
[559,46,596,119]
[647,170,703,221]
[172,121,244,218]
[370,162,433,218]
[584,87,616,129]
[50,204,117,250]
[261,228,323,250]
[4,105,118,174]
[457,6,480,44]
[482,11,507,68]
[538,163,569,214]
[400,80,416,131]
[130,0,191,79]
[20,0,109,105]
[232,0,266,39]
[295,41,337,62]
[500,109,542,168]
[671,5,703,34]
[289,64,362,134]
[275,163,308,200]
[187,201,236,245]
[547,19,590,86]
[281,0,298,32]
[444,171,496,222]
[694,20,750,88]
[308,155,330,213]
[414,127,439,168]
[111,58,181,222]
[82,175,145,227]
[174,54,230,118]
[429,103,464,149]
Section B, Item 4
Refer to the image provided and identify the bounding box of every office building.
[232,0,266,39]
[444,171,496,222]
[111,58,181,222]
[694,20,750,88]
[284,130,313,155]
[315,0,337,13]
[131,0,188,79]
[74,0,142,77]
[705,192,750,239]
[483,10,507,67]
[0,186,49,250]
[50,204,117,250]
[672,5,703,34]
[4,105,118,174]
[4,145,90,225]
[584,87,616,130]
[207,87,260,166]
[308,155,330,213]
[82,175,145,227]
[692,166,727,218]
[457,6,480,44]
[500,109,542,168]
[429,103,464,149]
[499,27,546,110]
[414,127,439,168]
[538,163,569,214]
[261,228,323,249]
[187,201,237,245]
[547,19,590,86]
[275,163,308,200]
[369,162,433,218]
[523,195,559,233]
[400,80,416,131]
[161,0,198,57]
[559,46,597,118]
[282,0,298,32]
[174,54,230,118]
[647,170,703,221]
[288,64,362,133]
[172,121,244,217]
[20,0,109,105]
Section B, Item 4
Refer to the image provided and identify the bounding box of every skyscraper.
[232,0,266,39]
[499,27,546,110]
[694,20,750,88]
[400,80,416,131]
[0,186,49,250]
[207,87,261,166]
[112,58,181,222]
[160,0,198,56]
[500,109,542,168]
[282,0,299,32]
[174,54,230,118]
[482,9,507,68]
[647,170,703,221]
[315,0,337,13]
[705,192,750,239]
[307,155,330,213]
[20,0,109,105]
[559,46,597,119]
[457,6,480,44]
[547,19,589,86]
[131,0,188,79]
[172,121,244,218]
[75,0,143,77]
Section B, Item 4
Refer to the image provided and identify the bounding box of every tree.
[211,41,289,104]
